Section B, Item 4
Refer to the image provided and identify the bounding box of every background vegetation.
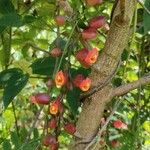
[0,0,150,150]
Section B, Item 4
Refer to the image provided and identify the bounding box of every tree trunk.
[69,0,137,149]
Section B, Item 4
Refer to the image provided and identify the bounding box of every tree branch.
[70,0,137,149]
[113,73,150,97]
[25,41,50,55]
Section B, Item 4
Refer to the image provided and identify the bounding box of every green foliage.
[0,0,150,149]
[143,0,150,33]
[0,0,15,14]
[0,68,29,108]
[66,88,81,116]
[2,139,11,150]
[0,13,22,27]
[30,57,56,76]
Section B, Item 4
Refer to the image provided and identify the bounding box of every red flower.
[50,101,59,115]
[89,16,105,29]
[73,75,91,91]
[76,48,99,68]
[81,28,97,40]
[64,123,76,135]
[79,78,91,91]
[85,48,99,66]
[75,48,89,67]
[48,118,57,129]
[30,93,50,105]
[49,142,59,150]
[86,0,103,6]
[111,140,120,148]
[49,99,64,115]
[42,134,56,147]
[55,16,65,26]
[55,70,67,87]
[113,119,124,129]
[73,74,85,87]
[50,48,62,57]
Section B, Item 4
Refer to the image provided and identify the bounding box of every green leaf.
[66,88,81,116]
[70,68,91,78]
[33,128,39,139]
[11,131,21,149]
[20,128,28,142]
[0,26,6,34]
[0,13,22,27]
[30,57,56,76]
[1,68,29,108]
[0,0,15,14]
[121,49,129,61]
[22,15,37,24]
[2,139,11,150]
[0,68,22,86]
[143,0,150,33]
[113,77,122,87]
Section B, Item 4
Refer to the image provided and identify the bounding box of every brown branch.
[70,0,137,149]
[113,73,150,97]
[85,99,123,150]
[25,41,50,55]
[80,61,121,100]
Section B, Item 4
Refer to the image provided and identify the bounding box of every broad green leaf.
[33,128,39,139]
[2,69,29,108]
[66,88,81,116]
[20,128,28,142]
[30,57,56,76]
[0,26,6,34]
[2,139,11,150]
[11,131,21,149]
[121,49,129,61]
[22,15,37,24]
[70,68,91,78]
[0,0,15,14]
[143,0,150,33]
[0,68,22,86]
[2,109,14,129]
[113,77,122,87]
[0,13,22,27]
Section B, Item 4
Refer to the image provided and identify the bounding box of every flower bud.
[30,93,50,105]
[55,16,65,26]
[50,48,62,57]
[89,16,105,29]
[86,0,103,6]
[48,118,57,129]
[64,123,76,135]
[81,28,97,40]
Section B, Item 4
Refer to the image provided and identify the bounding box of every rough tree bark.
[69,0,138,149]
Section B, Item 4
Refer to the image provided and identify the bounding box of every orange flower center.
[55,70,67,87]
[50,104,58,115]
[57,76,63,83]
[81,83,90,91]
[90,54,97,63]
[79,78,91,92]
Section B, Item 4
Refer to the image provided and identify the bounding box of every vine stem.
[24,106,43,144]
[85,99,123,150]
[56,20,79,72]
[25,41,50,55]
[12,101,19,136]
